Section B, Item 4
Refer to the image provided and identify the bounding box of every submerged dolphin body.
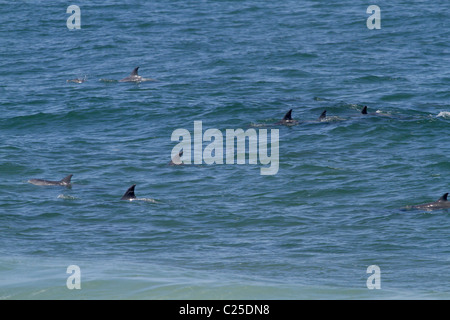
[119,67,155,82]
[276,109,299,126]
[67,78,85,83]
[28,174,73,186]
[67,76,87,83]
[409,193,450,211]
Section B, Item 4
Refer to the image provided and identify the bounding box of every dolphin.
[276,109,299,125]
[361,106,368,114]
[318,110,327,121]
[67,78,85,83]
[120,184,158,202]
[28,174,73,187]
[67,76,86,84]
[409,193,450,210]
[169,150,184,166]
[360,105,392,117]
[119,67,155,82]
[121,184,137,200]
[361,106,378,115]
[316,109,347,123]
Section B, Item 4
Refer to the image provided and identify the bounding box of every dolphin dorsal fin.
[439,193,448,201]
[362,106,368,114]
[60,174,73,184]
[121,185,137,200]
[319,110,327,120]
[130,67,139,76]
[283,109,293,121]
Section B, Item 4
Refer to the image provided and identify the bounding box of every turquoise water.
[0,1,449,299]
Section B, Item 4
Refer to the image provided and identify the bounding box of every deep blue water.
[0,0,449,299]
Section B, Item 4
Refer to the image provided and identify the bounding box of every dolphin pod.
[28,177,156,203]
[47,70,448,209]
[275,105,379,126]
[272,108,448,211]
[27,174,448,209]
[276,109,329,126]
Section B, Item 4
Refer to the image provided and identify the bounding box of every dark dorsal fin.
[319,110,327,120]
[60,174,73,184]
[130,67,139,76]
[121,184,137,200]
[362,106,368,114]
[438,193,448,201]
[283,109,293,121]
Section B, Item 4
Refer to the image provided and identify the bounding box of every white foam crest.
[129,198,159,203]
[57,194,79,200]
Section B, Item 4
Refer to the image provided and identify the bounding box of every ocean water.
[0,0,449,300]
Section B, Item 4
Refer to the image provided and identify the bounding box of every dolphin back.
[28,174,72,186]
[411,192,450,210]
